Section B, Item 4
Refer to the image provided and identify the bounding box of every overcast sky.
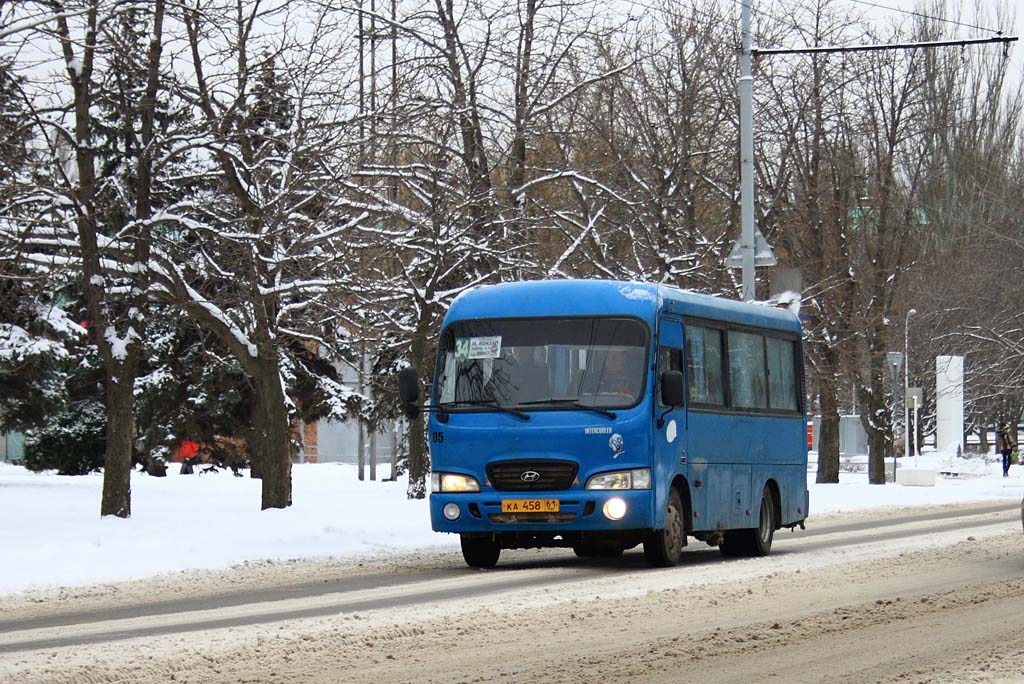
[873,0,1021,81]
[766,0,1023,86]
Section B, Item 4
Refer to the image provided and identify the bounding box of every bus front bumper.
[430,489,655,533]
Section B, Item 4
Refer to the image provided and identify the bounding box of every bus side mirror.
[660,370,684,407]
[398,367,421,420]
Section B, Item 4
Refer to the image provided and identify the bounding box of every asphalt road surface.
[2,500,1022,683]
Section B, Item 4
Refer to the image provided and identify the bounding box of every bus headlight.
[442,503,462,520]
[585,468,651,490]
[431,472,481,493]
[603,497,627,520]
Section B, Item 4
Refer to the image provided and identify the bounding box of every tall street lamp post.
[904,308,917,460]
[887,352,904,482]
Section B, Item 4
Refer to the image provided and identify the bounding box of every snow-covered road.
[3,454,1023,596]
[2,500,1022,683]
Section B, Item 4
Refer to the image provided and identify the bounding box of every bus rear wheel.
[643,488,684,567]
[460,535,501,568]
[720,485,775,557]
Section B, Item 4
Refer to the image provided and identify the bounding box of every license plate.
[501,499,560,513]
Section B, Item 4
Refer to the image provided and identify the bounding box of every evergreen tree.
[1,58,89,434]
[23,399,106,476]
[133,320,253,471]
[0,278,95,433]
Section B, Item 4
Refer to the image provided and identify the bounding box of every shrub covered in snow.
[24,400,106,475]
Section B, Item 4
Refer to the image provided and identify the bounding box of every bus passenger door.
[655,318,687,526]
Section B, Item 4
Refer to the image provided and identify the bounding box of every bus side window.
[728,330,768,409]
[766,337,799,411]
[685,325,725,405]
[657,346,683,406]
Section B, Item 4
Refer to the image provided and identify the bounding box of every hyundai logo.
[520,470,541,482]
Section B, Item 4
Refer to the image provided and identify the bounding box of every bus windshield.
[435,317,648,410]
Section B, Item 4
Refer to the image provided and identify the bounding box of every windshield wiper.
[517,398,616,420]
[446,399,530,421]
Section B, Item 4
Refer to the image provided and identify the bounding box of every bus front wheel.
[643,488,684,567]
[460,535,501,568]
[720,485,775,557]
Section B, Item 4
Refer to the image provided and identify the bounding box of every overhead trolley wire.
[844,0,1006,36]
[729,0,1005,36]
[754,34,1017,56]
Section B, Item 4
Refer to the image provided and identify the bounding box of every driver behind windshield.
[596,348,639,399]
[437,318,647,410]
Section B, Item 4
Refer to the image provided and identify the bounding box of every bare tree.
[523,1,738,288]
[1,0,167,516]
[148,0,364,508]
[910,9,1024,441]
[755,0,863,483]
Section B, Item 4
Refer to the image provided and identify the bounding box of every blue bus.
[398,280,808,568]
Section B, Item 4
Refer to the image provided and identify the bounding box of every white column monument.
[935,355,965,457]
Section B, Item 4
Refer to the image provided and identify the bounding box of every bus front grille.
[486,459,578,491]
[488,513,577,524]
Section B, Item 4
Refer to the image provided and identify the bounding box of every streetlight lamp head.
[908,308,917,316]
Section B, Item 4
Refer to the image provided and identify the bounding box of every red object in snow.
[176,440,199,461]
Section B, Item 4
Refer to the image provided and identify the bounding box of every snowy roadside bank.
[0,462,449,595]
[1,455,1022,596]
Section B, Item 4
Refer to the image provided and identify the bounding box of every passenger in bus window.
[597,348,638,398]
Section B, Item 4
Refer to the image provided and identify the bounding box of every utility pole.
[357,0,365,158]
[904,308,917,459]
[887,352,904,480]
[739,0,755,302]
[357,333,366,480]
[370,0,377,140]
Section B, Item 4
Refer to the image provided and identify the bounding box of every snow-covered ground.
[1,449,1022,596]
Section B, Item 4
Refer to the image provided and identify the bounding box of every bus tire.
[643,488,684,567]
[460,535,501,568]
[720,485,775,557]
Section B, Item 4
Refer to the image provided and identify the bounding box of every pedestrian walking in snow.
[997,422,1018,477]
